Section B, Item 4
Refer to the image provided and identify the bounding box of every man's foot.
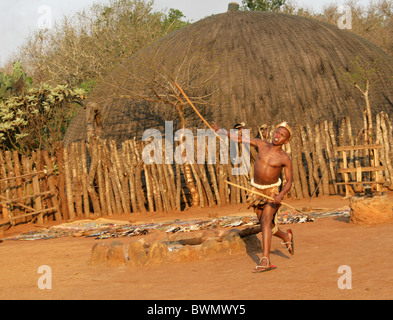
[252,257,277,273]
[281,229,294,255]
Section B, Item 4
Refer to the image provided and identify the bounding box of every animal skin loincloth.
[246,179,282,234]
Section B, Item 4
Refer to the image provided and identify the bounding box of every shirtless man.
[212,121,294,273]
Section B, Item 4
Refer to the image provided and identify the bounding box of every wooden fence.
[0,150,60,226]
[1,111,393,225]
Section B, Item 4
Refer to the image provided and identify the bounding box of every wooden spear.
[173,81,224,142]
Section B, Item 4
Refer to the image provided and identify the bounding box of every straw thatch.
[64,10,393,146]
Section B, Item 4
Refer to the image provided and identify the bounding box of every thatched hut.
[64,6,393,145]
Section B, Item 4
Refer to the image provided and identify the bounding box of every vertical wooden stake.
[63,146,75,221]
[56,144,69,221]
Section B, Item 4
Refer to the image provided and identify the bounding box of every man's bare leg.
[256,204,293,268]
[256,203,277,267]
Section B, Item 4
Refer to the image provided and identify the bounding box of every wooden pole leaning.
[173,81,224,143]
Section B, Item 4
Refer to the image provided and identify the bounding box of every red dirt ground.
[1,194,393,301]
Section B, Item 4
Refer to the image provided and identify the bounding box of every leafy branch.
[0,84,86,156]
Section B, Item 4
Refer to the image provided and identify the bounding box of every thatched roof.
[64,9,393,145]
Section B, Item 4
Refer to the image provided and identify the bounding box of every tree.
[103,46,219,207]
[241,0,287,12]
[162,8,190,31]
[291,0,393,57]
[0,84,85,156]
[0,62,32,100]
[15,0,189,88]
[342,57,382,144]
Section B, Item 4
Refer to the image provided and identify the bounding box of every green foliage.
[241,0,287,12]
[16,0,190,88]
[162,8,190,32]
[342,57,382,92]
[0,84,86,155]
[79,79,97,95]
[0,62,33,100]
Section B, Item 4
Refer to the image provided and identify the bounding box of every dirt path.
[1,195,392,300]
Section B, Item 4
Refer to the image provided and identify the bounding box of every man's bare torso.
[253,140,290,185]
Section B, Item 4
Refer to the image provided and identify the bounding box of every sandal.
[252,257,277,273]
[281,229,294,255]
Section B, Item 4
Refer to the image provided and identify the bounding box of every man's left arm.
[274,156,293,205]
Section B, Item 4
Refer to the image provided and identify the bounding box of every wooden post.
[380,114,393,189]
[294,127,309,198]
[197,163,215,207]
[119,149,131,214]
[175,162,182,211]
[21,156,33,221]
[71,143,83,218]
[123,141,137,213]
[289,135,302,199]
[12,151,25,222]
[156,163,170,212]
[143,162,155,213]
[324,121,337,195]
[342,150,351,198]
[307,124,321,196]
[105,146,122,214]
[162,163,176,210]
[191,162,205,208]
[102,159,114,216]
[150,163,163,212]
[56,144,69,221]
[328,121,340,193]
[207,162,221,206]
[219,164,229,205]
[63,145,75,221]
[110,141,130,214]
[300,126,315,197]
[36,151,51,223]
[80,141,91,218]
[5,151,19,223]
[31,165,43,225]
[86,139,102,216]
[42,150,62,221]
[0,151,9,220]
[131,140,147,213]
[314,123,330,196]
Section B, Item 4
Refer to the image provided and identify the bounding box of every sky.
[0,0,369,67]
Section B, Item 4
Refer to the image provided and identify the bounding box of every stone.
[201,229,222,243]
[170,245,201,263]
[222,233,246,254]
[128,241,149,267]
[139,231,169,248]
[222,229,241,241]
[90,243,110,266]
[168,231,204,246]
[238,226,261,238]
[110,240,124,248]
[200,239,223,255]
[107,242,127,267]
[350,193,393,225]
[148,241,168,264]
